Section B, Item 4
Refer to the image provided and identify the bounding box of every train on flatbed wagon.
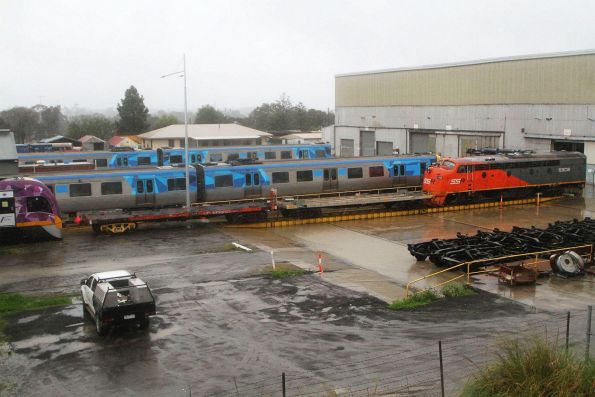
[17,143,332,170]
[26,155,435,217]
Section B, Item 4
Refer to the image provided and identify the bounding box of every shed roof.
[39,135,82,145]
[79,135,105,143]
[139,124,272,140]
[280,132,322,140]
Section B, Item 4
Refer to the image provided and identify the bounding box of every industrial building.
[326,50,595,182]
[139,123,271,149]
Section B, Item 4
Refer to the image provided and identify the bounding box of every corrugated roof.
[281,132,323,140]
[79,135,105,143]
[138,124,272,140]
[336,48,595,77]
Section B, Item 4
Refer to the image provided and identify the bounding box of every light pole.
[161,54,191,211]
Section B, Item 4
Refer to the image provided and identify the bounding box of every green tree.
[194,105,228,124]
[67,114,116,140]
[0,107,39,144]
[34,105,68,140]
[116,85,149,133]
[149,113,179,130]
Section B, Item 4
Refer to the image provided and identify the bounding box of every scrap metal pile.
[408,218,595,269]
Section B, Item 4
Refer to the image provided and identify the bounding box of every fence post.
[587,305,593,363]
[566,312,570,353]
[282,372,286,397]
[439,341,445,397]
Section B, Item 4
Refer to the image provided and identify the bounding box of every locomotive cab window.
[138,156,151,166]
[272,172,289,183]
[369,166,384,177]
[26,196,52,213]
[296,170,313,182]
[264,151,276,160]
[167,178,186,191]
[214,174,233,188]
[347,167,363,179]
[441,160,456,170]
[69,183,92,197]
[280,151,292,159]
[101,182,123,195]
[457,165,471,173]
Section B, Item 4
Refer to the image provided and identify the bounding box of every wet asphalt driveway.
[0,220,589,396]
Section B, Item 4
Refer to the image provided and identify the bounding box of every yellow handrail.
[405,243,593,297]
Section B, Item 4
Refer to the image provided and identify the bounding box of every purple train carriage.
[0,178,63,240]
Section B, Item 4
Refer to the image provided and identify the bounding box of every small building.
[107,135,142,150]
[0,129,18,176]
[79,135,106,151]
[138,124,272,149]
[280,132,323,145]
[40,135,82,147]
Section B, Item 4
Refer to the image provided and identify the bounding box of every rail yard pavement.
[0,199,592,396]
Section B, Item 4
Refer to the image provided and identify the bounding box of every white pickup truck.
[80,270,156,335]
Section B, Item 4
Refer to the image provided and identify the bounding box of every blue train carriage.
[32,167,196,214]
[198,155,436,202]
[17,143,332,169]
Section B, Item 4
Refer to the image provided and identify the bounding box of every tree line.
[0,86,334,144]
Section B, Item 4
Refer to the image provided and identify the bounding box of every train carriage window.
[116,158,122,166]
[101,182,123,195]
[137,180,144,193]
[347,167,363,179]
[70,183,92,197]
[315,150,326,158]
[264,152,277,160]
[138,156,151,166]
[72,159,87,163]
[369,166,384,177]
[210,153,223,162]
[247,152,257,159]
[245,174,252,186]
[26,196,52,213]
[280,151,292,159]
[170,155,183,164]
[254,173,260,185]
[190,154,197,163]
[123,157,129,166]
[227,153,240,161]
[167,178,186,191]
[146,180,154,193]
[95,159,108,168]
[296,170,313,182]
[272,172,290,183]
[214,175,234,188]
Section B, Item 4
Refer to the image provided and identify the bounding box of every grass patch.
[388,289,439,310]
[0,292,72,343]
[0,293,72,315]
[460,336,595,397]
[441,283,476,298]
[269,269,308,279]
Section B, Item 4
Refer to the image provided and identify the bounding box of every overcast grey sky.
[1,0,594,113]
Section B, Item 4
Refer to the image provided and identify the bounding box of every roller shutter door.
[360,131,375,156]
[340,139,354,157]
[410,132,436,154]
[376,141,393,156]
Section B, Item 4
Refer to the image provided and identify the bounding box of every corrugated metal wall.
[336,53,595,107]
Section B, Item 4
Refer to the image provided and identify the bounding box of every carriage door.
[393,164,407,186]
[323,168,338,191]
[135,178,156,205]
[298,149,310,159]
[244,172,261,198]
[0,191,16,228]
[419,162,427,185]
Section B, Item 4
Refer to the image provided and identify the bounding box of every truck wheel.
[95,316,108,336]
[139,318,149,330]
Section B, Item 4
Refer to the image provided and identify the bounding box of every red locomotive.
[423,152,586,206]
